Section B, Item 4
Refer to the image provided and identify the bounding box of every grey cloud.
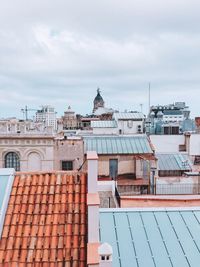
[0,0,199,118]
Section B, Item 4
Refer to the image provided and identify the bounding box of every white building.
[35,105,57,131]
[113,112,145,135]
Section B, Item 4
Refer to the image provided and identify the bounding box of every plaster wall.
[150,135,185,153]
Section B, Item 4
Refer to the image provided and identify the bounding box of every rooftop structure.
[84,135,153,155]
[114,112,145,121]
[91,121,117,129]
[93,89,105,113]
[0,118,53,135]
[147,102,195,135]
[0,171,87,266]
[157,153,192,172]
[100,208,200,267]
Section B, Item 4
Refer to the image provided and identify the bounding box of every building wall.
[120,197,200,208]
[0,136,54,171]
[189,134,200,156]
[93,128,118,135]
[150,135,185,153]
[117,120,143,134]
[97,155,136,177]
[54,138,84,170]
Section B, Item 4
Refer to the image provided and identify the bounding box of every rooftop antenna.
[140,104,143,113]
[148,82,151,116]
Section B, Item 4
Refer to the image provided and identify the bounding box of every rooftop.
[157,153,192,171]
[0,171,87,266]
[84,135,153,155]
[114,112,145,120]
[91,120,117,128]
[100,208,200,267]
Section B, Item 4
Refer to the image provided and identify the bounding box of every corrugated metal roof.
[84,135,153,154]
[114,112,145,120]
[91,120,117,128]
[156,153,192,171]
[100,209,200,267]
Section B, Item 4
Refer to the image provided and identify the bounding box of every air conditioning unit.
[137,125,142,133]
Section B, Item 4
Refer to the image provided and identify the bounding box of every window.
[62,161,73,170]
[5,152,20,171]
[127,120,133,128]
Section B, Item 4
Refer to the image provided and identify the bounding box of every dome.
[93,88,105,113]
[157,111,163,117]
[94,88,104,103]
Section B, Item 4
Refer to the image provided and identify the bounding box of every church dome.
[94,89,104,103]
[93,88,105,113]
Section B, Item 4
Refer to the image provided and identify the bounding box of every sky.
[0,0,200,119]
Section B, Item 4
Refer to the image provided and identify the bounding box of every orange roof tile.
[0,172,87,266]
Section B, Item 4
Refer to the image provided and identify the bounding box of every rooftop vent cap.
[98,243,113,262]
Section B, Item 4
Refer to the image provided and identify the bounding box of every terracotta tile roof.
[0,172,87,267]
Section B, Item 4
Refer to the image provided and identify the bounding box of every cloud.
[0,0,199,118]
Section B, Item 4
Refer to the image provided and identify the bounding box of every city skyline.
[0,0,200,117]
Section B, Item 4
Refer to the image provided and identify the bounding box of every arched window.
[5,152,20,171]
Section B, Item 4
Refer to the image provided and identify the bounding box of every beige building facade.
[0,135,54,172]
[54,137,84,171]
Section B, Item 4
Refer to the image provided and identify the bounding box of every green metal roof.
[91,120,117,128]
[100,209,200,267]
[157,153,192,171]
[84,135,153,154]
[114,112,144,120]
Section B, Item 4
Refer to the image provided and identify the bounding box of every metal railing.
[117,183,200,196]
[155,183,200,195]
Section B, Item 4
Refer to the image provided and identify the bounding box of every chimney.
[87,152,113,267]
[87,151,100,243]
[99,243,113,267]
[87,151,101,266]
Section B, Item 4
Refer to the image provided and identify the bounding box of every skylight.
[0,168,15,238]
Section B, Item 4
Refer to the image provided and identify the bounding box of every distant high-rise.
[93,88,105,113]
[35,105,57,131]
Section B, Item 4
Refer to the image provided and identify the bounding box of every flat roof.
[100,209,200,267]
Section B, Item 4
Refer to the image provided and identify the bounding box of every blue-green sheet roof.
[157,153,192,171]
[84,135,153,154]
[91,120,117,128]
[100,209,200,267]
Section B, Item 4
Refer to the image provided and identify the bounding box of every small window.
[62,161,73,170]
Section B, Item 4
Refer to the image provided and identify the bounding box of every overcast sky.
[0,0,200,118]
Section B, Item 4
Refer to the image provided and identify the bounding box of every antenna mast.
[148,82,151,115]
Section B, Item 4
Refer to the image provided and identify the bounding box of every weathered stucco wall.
[54,138,84,170]
[97,155,135,177]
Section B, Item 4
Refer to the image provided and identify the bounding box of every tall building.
[147,102,195,134]
[93,88,105,113]
[35,105,57,131]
